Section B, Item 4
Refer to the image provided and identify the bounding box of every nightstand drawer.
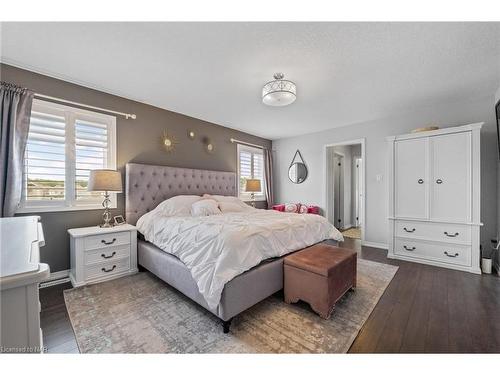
[85,257,130,281]
[84,245,131,266]
[84,231,130,250]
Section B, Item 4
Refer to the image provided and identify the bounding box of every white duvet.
[137,208,343,309]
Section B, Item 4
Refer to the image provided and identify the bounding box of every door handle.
[101,251,116,259]
[417,179,424,184]
[444,251,459,258]
[101,265,117,273]
[436,179,443,184]
[403,227,416,233]
[403,245,416,251]
[444,231,459,238]
[101,238,116,245]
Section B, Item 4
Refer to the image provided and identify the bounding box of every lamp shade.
[87,169,122,192]
[245,178,261,193]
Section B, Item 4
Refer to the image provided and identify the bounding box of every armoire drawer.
[395,220,471,244]
[394,238,471,267]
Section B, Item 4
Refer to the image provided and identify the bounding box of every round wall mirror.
[288,150,308,184]
[288,162,308,184]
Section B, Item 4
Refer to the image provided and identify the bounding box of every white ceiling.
[1,22,499,140]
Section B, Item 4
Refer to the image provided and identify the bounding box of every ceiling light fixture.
[262,73,296,107]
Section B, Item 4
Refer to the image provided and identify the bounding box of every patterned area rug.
[342,227,361,239]
[64,259,397,353]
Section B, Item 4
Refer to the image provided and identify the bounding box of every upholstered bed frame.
[125,163,285,333]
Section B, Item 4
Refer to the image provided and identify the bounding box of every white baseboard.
[342,224,353,230]
[361,241,388,250]
[39,269,70,288]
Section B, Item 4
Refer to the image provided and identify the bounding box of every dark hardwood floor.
[39,238,500,353]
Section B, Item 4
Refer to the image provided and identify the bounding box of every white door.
[395,138,428,219]
[355,158,363,226]
[430,132,471,222]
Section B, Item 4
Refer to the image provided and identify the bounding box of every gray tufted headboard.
[125,163,237,224]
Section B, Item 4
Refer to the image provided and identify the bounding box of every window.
[237,144,265,201]
[18,99,116,212]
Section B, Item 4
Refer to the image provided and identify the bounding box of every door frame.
[332,152,345,229]
[323,138,366,243]
[354,157,363,227]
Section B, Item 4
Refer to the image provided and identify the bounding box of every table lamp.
[245,178,261,208]
[88,169,123,227]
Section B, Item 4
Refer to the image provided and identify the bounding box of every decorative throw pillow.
[272,204,286,212]
[298,204,308,214]
[191,199,222,217]
[284,203,300,213]
[307,205,320,214]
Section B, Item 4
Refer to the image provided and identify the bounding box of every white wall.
[273,95,498,249]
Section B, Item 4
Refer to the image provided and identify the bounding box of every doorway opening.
[324,139,365,242]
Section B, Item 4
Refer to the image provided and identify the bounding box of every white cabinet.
[69,224,138,287]
[387,123,482,274]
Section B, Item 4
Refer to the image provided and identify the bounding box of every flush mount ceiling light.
[262,73,297,107]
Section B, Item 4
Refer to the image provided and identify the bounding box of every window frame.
[17,99,117,213]
[237,143,266,202]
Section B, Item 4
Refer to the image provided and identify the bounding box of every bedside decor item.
[262,73,296,107]
[411,125,440,133]
[288,149,308,184]
[162,130,178,152]
[68,224,138,287]
[245,178,261,207]
[187,130,195,139]
[88,169,123,228]
[114,215,126,226]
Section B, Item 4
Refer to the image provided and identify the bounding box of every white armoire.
[387,123,482,274]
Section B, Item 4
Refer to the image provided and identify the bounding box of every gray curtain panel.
[0,82,34,217]
[264,148,274,208]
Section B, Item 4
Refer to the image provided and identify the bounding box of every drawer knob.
[417,179,424,184]
[444,251,459,258]
[101,265,117,273]
[436,179,443,184]
[403,245,416,251]
[101,251,116,259]
[101,238,116,245]
[444,231,459,237]
[403,227,416,233]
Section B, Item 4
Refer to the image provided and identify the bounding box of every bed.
[125,163,342,333]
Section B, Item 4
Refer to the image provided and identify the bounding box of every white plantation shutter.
[237,144,265,199]
[25,110,66,201]
[19,99,116,212]
[75,119,108,201]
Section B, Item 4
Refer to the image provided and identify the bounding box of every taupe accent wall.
[1,64,271,272]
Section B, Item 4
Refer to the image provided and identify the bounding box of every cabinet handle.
[444,231,459,238]
[403,227,416,233]
[101,238,116,245]
[417,179,424,184]
[101,251,116,259]
[444,251,459,258]
[403,245,416,251]
[436,179,443,184]
[101,265,117,273]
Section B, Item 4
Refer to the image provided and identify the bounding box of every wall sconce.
[187,130,195,139]
[162,130,178,153]
[206,142,215,153]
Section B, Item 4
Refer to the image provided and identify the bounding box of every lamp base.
[100,191,113,228]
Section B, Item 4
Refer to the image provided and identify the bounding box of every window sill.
[16,203,117,214]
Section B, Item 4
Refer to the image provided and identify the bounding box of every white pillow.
[218,201,251,213]
[203,194,249,208]
[191,199,222,217]
[155,195,202,217]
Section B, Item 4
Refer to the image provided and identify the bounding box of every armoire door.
[430,132,471,222]
[394,138,428,219]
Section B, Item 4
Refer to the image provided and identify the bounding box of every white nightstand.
[68,224,138,287]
